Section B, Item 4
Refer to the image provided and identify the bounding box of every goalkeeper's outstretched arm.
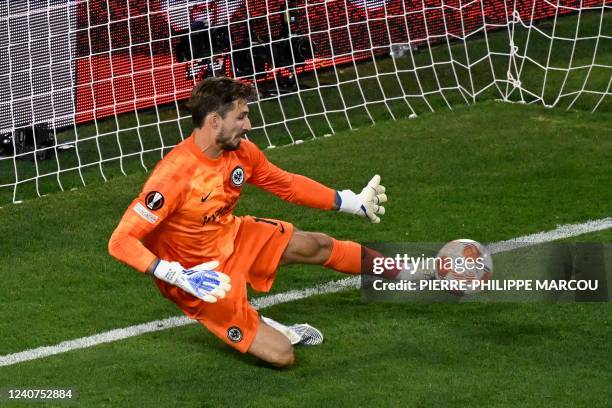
[245,140,387,223]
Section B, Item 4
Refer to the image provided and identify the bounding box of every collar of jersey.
[186,135,226,168]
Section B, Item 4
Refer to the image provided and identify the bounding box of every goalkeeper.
[108,77,387,368]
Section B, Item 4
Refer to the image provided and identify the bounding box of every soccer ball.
[435,239,493,294]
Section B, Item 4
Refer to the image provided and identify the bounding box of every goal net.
[0,0,610,204]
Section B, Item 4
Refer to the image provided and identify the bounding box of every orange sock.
[323,239,362,274]
[323,239,402,279]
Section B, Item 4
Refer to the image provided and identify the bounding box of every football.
[435,239,493,295]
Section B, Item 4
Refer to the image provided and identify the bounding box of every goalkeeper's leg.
[247,319,295,368]
[280,230,406,279]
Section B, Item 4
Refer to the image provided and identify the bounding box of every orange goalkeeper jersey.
[108,135,336,272]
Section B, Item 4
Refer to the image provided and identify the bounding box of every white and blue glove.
[337,175,387,223]
[153,260,231,303]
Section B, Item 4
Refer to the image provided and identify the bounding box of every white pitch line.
[488,217,612,254]
[0,277,359,368]
[1,217,611,367]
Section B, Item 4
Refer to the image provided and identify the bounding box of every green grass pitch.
[0,10,611,408]
[1,100,611,407]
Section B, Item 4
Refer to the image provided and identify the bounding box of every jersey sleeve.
[108,160,191,273]
[244,140,336,210]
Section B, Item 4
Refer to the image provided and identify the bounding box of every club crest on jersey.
[145,191,164,211]
[227,326,243,343]
[230,166,245,188]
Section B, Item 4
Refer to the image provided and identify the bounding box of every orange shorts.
[154,216,294,353]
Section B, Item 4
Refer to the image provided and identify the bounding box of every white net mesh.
[0,0,610,204]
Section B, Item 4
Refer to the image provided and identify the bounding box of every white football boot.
[289,323,324,346]
[261,316,324,346]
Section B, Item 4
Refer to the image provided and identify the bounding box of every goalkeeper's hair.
[187,77,256,128]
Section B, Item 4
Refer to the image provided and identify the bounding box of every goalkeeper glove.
[336,175,387,223]
[152,260,231,303]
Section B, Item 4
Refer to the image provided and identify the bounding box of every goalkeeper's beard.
[217,130,245,151]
